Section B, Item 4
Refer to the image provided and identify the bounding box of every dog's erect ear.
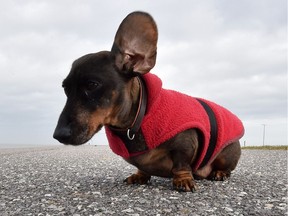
[111,11,158,75]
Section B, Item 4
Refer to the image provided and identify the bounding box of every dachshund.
[53,11,244,192]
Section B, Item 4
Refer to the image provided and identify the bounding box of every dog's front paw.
[124,170,151,185]
[172,170,198,192]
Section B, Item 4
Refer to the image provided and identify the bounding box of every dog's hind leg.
[207,141,241,181]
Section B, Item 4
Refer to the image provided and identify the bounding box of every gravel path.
[0,145,287,215]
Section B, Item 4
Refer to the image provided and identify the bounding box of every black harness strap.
[196,98,218,168]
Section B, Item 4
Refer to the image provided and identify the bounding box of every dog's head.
[53,11,158,145]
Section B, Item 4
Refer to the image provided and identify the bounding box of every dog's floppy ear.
[111,11,158,75]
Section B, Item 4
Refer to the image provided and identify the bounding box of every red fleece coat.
[105,73,244,171]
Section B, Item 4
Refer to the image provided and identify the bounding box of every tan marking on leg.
[172,170,198,192]
[124,170,151,185]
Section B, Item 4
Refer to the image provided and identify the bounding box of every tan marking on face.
[86,108,114,138]
[72,105,118,143]
[76,90,121,139]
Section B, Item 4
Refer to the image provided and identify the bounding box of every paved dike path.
[0,145,287,215]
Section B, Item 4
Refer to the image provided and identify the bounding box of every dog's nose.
[53,127,72,144]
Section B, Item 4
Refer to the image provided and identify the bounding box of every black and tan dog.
[54,11,244,192]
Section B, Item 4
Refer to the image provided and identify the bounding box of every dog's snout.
[53,126,72,144]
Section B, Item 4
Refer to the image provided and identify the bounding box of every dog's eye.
[85,81,99,91]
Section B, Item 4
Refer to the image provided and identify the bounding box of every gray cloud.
[0,0,286,147]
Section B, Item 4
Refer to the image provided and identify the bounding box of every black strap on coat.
[196,98,218,168]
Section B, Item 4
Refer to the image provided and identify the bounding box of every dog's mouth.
[54,123,104,145]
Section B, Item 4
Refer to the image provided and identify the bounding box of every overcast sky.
[0,0,286,148]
